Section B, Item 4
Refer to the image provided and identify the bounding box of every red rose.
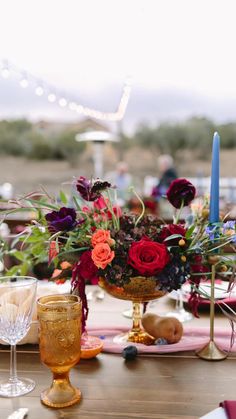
[167,178,196,208]
[159,224,186,245]
[78,250,99,284]
[127,238,170,277]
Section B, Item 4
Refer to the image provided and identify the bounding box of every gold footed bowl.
[99,276,166,345]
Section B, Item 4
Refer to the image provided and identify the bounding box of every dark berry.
[122,345,138,360]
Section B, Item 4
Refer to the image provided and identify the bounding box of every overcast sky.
[1,0,236,131]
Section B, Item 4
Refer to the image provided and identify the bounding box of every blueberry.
[155,338,168,345]
[122,345,138,360]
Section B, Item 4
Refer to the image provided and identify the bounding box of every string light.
[69,101,77,111]
[58,97,67,107]
[20,78,29,88]
[35,86,44,96]
[1,67,10,79]
[0,59,132,121]
[47,93,56,103]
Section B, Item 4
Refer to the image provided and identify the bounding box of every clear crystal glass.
[0,276,37,397]
[165,288,193,322]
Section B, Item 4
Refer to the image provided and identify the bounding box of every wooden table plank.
[0,350,234,418]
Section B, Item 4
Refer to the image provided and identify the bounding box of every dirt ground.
[0,146,235,197]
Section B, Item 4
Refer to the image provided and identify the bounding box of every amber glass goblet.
[37,294,82,408]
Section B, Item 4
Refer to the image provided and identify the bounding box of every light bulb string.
[0,59,132,121]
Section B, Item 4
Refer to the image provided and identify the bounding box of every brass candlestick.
[196,264,227,361]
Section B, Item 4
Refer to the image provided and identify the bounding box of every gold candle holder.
[196,264,227,361]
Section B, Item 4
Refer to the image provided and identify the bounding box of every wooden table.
[0,346,235,419]
[0,288,235,419]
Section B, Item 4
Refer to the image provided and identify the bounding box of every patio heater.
[75,130,118,178]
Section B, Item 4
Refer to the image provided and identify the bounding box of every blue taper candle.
[209,132,220,223]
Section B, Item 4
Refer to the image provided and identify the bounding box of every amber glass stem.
[131,302,142,333]
[51,371,73,391]
[50,371,72,394]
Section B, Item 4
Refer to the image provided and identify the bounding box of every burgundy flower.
[127,238,170,277]
[190,254,208,278]
[143,198,157,213]
[46,207,77,232]
[76,176,111,201]
[77,250,99,284]
[159,224,186,245]
[166,178,196,208]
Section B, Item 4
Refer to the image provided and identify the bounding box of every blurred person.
[152,155,178,199]
[152,154,178,218]
[106,161,132,206]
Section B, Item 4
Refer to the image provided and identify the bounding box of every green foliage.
[113,132,132,160]
[133,117,236,155]
[27,132,54,159]
[218,123,236,148]
[0,119,33,156]
[52,130,86,164]
[5,222,51,277]
[0,117,236,162]
[0,120,85,162]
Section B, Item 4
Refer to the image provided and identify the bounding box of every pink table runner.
[88,326,235,354]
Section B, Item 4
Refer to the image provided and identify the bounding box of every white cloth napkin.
[0,280,71,345]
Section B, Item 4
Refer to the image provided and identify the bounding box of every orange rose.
[91,243,115,269]
[91,229,114,247]
[60,261,72,269]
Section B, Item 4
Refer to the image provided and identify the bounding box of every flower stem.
[129,187,145,226]
[106,190,119,230]
[174,200,184,224]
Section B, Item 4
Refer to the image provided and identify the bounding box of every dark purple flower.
[46,207,77,232]
[166,178,196,209]
[76,176,111,201]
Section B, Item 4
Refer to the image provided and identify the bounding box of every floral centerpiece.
[4,176,236,344]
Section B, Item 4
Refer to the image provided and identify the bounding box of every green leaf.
[73,196,82,211]
[20,261,31,276]
[25,198,59,210]
[6,265,23,276]
[164,234,183,242]
[59,190,68,205]
[185,225,195,239]
[12,250,26,262]
[57,247,89,259]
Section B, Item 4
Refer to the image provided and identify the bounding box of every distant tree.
[0,119,33,156]
[135,123,159,149]
[218,123,236,148]
[52,130,86,165]
[27,132,54,159]
[184,117,215,156]
[132,117,218,156]
[155,123,187,155]
[0,117,235,163]
[114,132,132,160]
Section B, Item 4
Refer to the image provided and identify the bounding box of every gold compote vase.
[99,276,166,345]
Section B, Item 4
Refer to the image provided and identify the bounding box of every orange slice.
[81,335,103,359]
